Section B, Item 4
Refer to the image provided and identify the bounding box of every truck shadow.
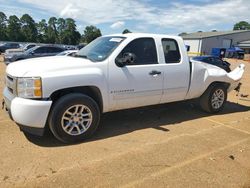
[24,100,250,147]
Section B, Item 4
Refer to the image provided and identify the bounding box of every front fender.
[41,68,109,112]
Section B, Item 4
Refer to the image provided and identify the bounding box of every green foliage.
[58,18,81,45]
[122,29,132,34]
[233,21,250,30]
[20,14,38,42]
[46,17,58,43]
[82,25,102,43]
[0,12,8,41]
[36,19,48,43]
[0,11,100,45]
[7,15,22,41]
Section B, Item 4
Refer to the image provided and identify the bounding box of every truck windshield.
[76,36,125,62]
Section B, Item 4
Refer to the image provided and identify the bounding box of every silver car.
[4,45,65,65]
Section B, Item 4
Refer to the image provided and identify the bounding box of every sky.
[0,0,249,35]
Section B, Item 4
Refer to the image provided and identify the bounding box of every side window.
[10,43,16,47]
[117,38,158,65]
[48,47,63,53]
[161,39,181,63]
[13,43,19,48]
[34,47,47,54]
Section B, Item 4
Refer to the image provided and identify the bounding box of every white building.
[181,30,250,56]
[236,40,250,54]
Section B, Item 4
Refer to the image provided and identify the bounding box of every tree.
[20,14,38,42]
[57,18,81,45]
[63,18,81,45]
[122,29,131,34]
[7,15,22,41]
[82,25,102,43]
[0,11,104,45]
[233,21,250,30]
[57,18,66,43]
[46,17,58,43]
[0,12,8,41]
[36,19,48,43]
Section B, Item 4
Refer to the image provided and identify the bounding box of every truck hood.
[6,56,94,77]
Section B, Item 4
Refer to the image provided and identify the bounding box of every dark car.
[4,45,65,64]
[192,56,231,72]
[77,43,87,50]
[0,42,21,53]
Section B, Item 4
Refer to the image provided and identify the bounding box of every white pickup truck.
[3,33,245,143]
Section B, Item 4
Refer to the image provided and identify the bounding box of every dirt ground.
[0,58,250,188]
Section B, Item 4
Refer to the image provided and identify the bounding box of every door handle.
[149,70,161,76]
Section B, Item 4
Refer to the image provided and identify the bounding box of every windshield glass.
[76,36,125,62]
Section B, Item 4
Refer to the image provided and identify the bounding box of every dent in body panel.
[186,61,245,99]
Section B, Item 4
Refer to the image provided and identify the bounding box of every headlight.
[17,77,42,98]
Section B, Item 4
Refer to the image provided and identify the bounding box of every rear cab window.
[161,39,181,63]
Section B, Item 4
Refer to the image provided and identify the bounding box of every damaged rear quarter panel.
[186,61,245,99]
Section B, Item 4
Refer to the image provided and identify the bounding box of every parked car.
[192,56,231,72]
[77,43,86,50]
[3,33,245,143]
[4,45,65,64]
[63,45,78,50]
[5,43,37,55]
[56,50,78,56]
[0,42,20,53]
[23,43,37,51]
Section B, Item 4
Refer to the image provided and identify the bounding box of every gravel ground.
[0,59,250,188]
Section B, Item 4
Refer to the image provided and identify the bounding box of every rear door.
[159,38,190,103]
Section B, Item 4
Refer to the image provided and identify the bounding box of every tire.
[48,93,100,143]
[199,84,227,113]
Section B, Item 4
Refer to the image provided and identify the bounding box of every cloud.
[60,3,79,19]
[5,0,250,33]
[110,21,125,29]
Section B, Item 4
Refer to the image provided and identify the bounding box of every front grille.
[6,75,17,95]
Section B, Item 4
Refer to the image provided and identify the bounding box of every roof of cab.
[105,33,182,40]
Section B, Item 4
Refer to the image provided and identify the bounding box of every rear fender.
[186,61,245,99]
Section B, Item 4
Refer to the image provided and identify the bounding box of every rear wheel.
[48,93,100,143]
[200,84,227,113]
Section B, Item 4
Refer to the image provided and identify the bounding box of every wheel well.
[204,81,230,94]
[209,81,230,89]
[50,86,103,112]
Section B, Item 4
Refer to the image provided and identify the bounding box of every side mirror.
[115,53,136,67]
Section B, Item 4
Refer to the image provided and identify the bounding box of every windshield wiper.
[74,54,89,59]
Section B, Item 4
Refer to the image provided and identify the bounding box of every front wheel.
[200,84,227,113]
[48,93,100,143]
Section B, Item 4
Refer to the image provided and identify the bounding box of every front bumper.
[3,87,52,135]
